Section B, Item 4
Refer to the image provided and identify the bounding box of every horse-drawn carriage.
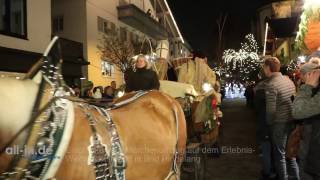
[0,37,187,180]
[157,57,224,180]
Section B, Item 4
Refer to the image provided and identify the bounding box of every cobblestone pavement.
[181,98,261,180]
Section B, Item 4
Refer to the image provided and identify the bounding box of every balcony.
[117,4,168,40]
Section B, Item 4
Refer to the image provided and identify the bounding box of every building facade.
[0,0,51,76]
[52,0,191,88]
[0,0,190,87]
[255,0,303,63]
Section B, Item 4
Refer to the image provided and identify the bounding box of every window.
[52,15,63,33]
[101,61,114,77]
[0,0,27,38]
[97,16,116,35]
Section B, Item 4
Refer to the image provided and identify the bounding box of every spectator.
[103,86,114,100]
[245,83,254,107]
[125,54,160,92]
[293,62,320,180]
[306,50,320,65]
[93,86,103,99]
[82,81,94,98]
[111,81,117,90]
[254,79,277,180]
[73,86,80,97]
[111,80,117,96]
[263,57,299,180]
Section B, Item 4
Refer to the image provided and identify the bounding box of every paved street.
[182,98,261,180]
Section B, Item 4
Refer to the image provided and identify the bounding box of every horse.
[0,37,187,179]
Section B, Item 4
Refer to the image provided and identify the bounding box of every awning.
[0,46,89,77]
[268,16,299,38]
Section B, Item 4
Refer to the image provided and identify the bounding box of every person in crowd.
[103,86,114,100]
[73,86,80,97]
[307,50,320,65]
[125,54,160,92]
[245,82,255,108]
[110,80,120,97]
[111,81,117,91]
[292,60,320,180]
[93,86,103,99]
[263,57,299,180]
[83,82,94,99]
[254,78,277,180]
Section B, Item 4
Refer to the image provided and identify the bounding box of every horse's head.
[0,36,64,172]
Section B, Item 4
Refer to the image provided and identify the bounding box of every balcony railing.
[117,3,168,40]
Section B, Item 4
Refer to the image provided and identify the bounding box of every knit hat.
[300,63,320,74]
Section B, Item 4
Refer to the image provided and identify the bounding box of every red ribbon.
[211,98,217,110]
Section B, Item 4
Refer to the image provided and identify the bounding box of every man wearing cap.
[263,57,299,180]
[293,61,320,180]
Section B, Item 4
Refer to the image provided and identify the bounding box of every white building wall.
[0,0,51,54]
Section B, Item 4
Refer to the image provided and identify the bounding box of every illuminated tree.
[222,34,261,83]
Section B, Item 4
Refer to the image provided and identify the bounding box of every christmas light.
[222,34,261,83]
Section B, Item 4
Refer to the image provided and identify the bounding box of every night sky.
[168,0,278,63]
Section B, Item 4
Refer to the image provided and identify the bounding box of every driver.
[125,54,160,92]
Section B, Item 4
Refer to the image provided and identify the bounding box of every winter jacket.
[254,80,271,141]
[265,73,296,124]
[125,67,160,92]
[293,85,320,176]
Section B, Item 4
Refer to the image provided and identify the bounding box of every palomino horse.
[0,37,187,179]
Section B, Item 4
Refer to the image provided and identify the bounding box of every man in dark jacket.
[125,54,160,92]
[293,62,320,180]
[254,79,276,180]
[263,57,299,180]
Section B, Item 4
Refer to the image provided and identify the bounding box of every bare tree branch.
[98,35,136,73]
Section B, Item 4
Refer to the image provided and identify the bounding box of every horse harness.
[0,79,180,180]
[78,91,149,180]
